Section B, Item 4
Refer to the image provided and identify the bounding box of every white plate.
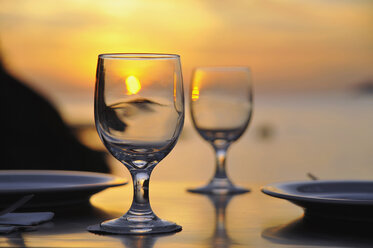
[261,180,373,222]
[0,170,127,208]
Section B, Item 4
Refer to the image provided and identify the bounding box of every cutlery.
[0,194,34,217]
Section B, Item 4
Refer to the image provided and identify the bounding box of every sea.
[62,91,373,184]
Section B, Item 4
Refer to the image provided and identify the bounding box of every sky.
[0,0,372,114]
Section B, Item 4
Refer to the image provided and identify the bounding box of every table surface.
[1,181,372,248]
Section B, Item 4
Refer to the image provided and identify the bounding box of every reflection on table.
[1,182,371,247]
[204,194,237,248]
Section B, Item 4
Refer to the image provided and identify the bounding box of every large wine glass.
[88,53,184,234]
[188,67,252,194]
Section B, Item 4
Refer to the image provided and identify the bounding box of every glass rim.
[98,53,180,60]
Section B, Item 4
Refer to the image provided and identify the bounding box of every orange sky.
[1,0,372,106]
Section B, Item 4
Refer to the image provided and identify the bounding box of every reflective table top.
[1,181,372,248]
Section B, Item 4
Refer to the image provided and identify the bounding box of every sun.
[125,75,141,95]
[191,86,199,101]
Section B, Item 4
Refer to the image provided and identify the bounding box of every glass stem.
[211,141,231,181]
[126,169,155,219]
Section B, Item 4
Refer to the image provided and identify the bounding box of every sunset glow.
[0,0,372,108]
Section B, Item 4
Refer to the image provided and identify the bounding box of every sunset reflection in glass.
[188,67,252,194]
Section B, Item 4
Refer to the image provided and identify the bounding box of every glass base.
[87,215,182,235]
[188,178,250,195]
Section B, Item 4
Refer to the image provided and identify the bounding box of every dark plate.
[261,180,373,222]
[0,170,127,209]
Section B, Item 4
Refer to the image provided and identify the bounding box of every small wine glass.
[188,67,252,194]
[88,53,184,234]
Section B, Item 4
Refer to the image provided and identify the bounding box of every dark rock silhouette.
[104,98,161,132]
[0,58,109,173]
[355,80,373,95]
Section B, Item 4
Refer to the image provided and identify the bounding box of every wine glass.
[88,53,184,234]
[188,67,252,194]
